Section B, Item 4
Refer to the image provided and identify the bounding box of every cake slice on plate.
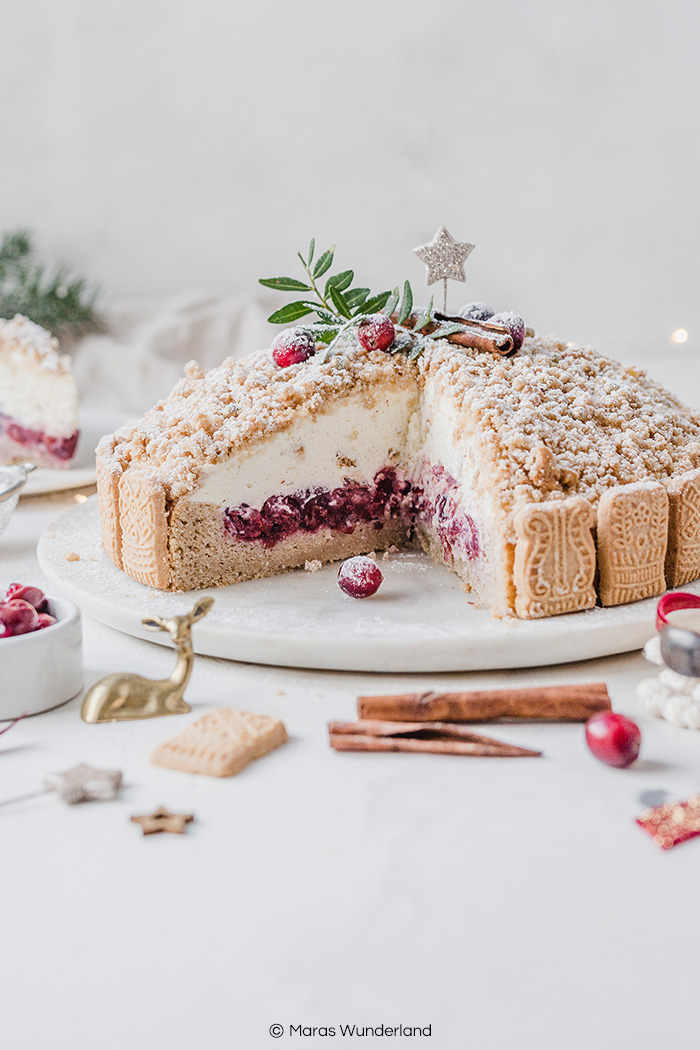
[96,324,700,618]
[0,315,80,469]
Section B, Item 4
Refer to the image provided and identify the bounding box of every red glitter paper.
[637,795,700,849]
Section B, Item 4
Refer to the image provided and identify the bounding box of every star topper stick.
[413,226,475,313]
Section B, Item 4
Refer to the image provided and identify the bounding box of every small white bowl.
[0,595,83,719]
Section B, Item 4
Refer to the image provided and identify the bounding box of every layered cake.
[0,315,79,469]
[96,323,700,619]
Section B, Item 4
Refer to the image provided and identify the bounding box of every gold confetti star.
[413,226,475,286]
[130,806,194,836]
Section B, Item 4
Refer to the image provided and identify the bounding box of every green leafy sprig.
[0,229,102,342]
[259,240,461,361]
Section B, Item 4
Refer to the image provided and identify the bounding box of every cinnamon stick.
[328,719,541,758]
[434,312,516,357]
[396,312,515,358]
[330,735,539,757]
[357,683,611,724]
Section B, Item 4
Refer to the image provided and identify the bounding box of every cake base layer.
[0,412,79,470]
[168,501,408,591]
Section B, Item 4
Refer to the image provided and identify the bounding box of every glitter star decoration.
[43,763,123,805]
[130,806,194,836]
[413,226,475,311]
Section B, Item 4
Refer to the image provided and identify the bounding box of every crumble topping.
[100,333,700,508]
[419,335,700,511]
[0,314,68,373]
[101,344,415,498]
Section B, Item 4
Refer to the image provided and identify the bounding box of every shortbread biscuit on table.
[513,496,596,619]
[597,482,668,607]
[150,707,287,777]
[666,468,700,587]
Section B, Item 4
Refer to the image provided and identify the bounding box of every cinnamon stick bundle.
[357,683,610,724]
[328,720,541,758]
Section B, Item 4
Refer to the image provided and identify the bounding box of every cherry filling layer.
[0,411,79,463]
[222,464,481,561]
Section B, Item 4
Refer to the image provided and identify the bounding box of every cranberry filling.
[223,468,409,548]
[222,464,482,562]
[0,411,79,462]
[417,464,481,562]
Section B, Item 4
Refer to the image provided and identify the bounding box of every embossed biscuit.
[597,482,668,607]
[150,707,287,777]
[513,496,596,619]
[666,468,700,588]
[96,441,123,570]
[118,470,170,589]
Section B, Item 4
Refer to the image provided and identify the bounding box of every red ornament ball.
[272,327,317,368]
[585,711,641,768]
[337,556,383,599]
[358,314,395,352]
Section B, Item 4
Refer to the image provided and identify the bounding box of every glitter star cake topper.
[413,226,475,312]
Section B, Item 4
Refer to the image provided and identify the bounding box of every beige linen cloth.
[71,292,276,415]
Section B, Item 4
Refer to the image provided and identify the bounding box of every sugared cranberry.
[0,599,40,636]
[5,583,47,611]
[459,302,494,321]
[585,712,641,768]
[272,327,317,368]
[358,314,395,352]
[35,613,57,630]
[337,556,383,599]
[489,310,526,350]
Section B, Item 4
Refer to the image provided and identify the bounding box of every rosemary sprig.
[0,229,102,341]
[259,241,467,361]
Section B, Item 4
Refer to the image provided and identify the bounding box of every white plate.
[20,409,130,496]
[37,497,691,672]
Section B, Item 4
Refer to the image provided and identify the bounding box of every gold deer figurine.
[81,597,214,724]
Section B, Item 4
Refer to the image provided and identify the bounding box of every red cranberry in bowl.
[0,599,40,637]
[585,711,641,768]
[4,583,47,611]
[35,612,57,630]
[337,556,383,599]
[358,315,395,352]
[272,327,317,368]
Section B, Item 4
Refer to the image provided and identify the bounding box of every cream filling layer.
[189,385,418,506]
[0,358,79,436]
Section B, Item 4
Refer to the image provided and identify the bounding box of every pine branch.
[0,229,102,341]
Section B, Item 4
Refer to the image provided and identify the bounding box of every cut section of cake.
[96,328,700,618]
[0,315,80,469]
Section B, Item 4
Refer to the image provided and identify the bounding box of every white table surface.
[3,449,700,1050]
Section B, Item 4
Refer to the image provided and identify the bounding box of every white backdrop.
[2,0,699,361]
